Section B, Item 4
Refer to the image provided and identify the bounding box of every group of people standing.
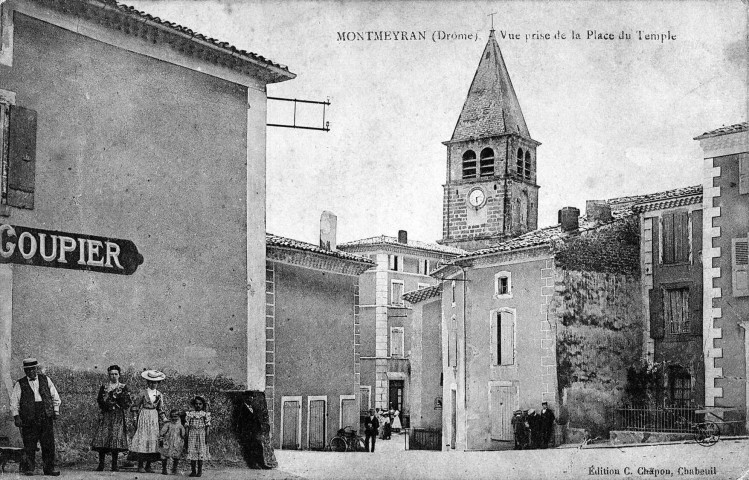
[10,359,212,477]
[511,401,556,450]
[363,404,402,453]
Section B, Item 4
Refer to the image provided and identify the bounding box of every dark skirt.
[91,409,129,453]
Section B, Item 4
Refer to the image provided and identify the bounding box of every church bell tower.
[441,30,540,252]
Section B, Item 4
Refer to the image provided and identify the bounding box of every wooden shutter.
[499,312,514,365]
[490,314,499,365]
[690,282,703,335]
[662,213,675,264]
[674,211,689,263]
[7,105,37,209]
[650,288,664,339]
[740,155,749,195]
[733,237,749,297]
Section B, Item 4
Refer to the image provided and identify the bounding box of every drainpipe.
[458,264,468,450]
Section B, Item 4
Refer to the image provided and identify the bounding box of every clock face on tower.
[467,187,486,209]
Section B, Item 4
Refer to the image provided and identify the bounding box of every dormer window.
[462,150,477,179]
[516,148,523,177]
[480,148,495,177]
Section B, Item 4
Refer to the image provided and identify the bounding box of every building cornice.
[266,246,372,276]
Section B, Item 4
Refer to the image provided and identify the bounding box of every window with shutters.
[660,211,690,265]
[359,386,371,413]
[479,148,494,177]
[0,89,36,210]
[663,287,690,335]
[524,151,532,179]
[516,148,524,176]
[390,327,404,357]
[391,280,404,306]
[491,310,515,365]
[388,254,400,271]
[417,259,430,275]
[733,236,749,297]
[461,150,477,179]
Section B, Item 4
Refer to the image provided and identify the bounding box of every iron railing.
[612,405,698,433]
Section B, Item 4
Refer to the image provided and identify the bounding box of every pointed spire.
[450,31,530,142]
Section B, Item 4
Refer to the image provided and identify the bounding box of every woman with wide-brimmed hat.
[91,365,131,471]
[129,370,167,473]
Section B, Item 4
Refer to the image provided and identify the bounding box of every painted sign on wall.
[0,224,143,275]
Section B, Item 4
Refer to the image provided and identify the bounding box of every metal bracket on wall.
[267,96,330,132]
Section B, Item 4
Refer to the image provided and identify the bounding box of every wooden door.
[281,400,300,449]
[490,385,516,441]
[389,380,404,411]
[341,397,358,429]
[308,399,326,450]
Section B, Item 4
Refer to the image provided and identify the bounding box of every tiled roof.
[449,30,531,142]
[403,284,442,304]
[38,0,294,83]
[339,236,466,256]
[694,122,748,140]
[631,185,703,213]
[266,234,374,265]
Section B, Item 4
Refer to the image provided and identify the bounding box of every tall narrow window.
[494,271,512,298]
[391,280,404,306]
[516,148,524,176]
[417,259,430,275]
[462,150,477,179]
[491,311,515,365]
[663,287,689,335]
[390,327,404,357]
[524,151,531,179]
[669,367,692,407]
[388,254,400,271]
[479,148,495,177]
[733,236,749,296]
[661,211,690,264]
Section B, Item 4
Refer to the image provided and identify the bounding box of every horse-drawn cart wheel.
[695,422,720,447]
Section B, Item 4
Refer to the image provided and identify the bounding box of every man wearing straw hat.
[10,358,62,476]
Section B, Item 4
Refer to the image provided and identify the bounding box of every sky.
[133,0,747,246]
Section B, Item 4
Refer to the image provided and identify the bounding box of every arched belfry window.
[516,148,524,176]
[462,150,477,179]
[524,151,532,179]
[480,148,495,177]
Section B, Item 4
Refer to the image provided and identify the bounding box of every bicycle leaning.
[329,426,366,452]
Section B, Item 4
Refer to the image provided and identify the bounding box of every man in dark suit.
[540,401,556,448]
[10,358,61,476]
[363,408,380,452]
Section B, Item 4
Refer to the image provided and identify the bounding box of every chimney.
[397,230,408,244]
[320,211,337,251]
[558,207,580,232]
[585,200,612,223]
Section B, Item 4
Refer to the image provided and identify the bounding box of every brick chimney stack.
[398,230,408,244]
[320,211,337,251]
[558,207,580,232]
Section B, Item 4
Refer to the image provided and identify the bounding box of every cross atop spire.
[449,31,530,142]
[488,12,497,31]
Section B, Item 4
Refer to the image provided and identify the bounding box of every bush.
[44,367,245,467]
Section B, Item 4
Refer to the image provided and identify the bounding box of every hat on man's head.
[141,370,166,382]
[542,401,549,406]
[22,358,38,369]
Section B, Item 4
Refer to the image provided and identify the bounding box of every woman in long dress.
[391,409,402,433]
[130,370,166,473]
[91,365,131,471]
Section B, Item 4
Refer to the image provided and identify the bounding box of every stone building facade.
[0,0,293,450]
[265,234,373,450]
[697,122,749,431]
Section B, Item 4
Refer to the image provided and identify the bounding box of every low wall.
[609,430,693,444]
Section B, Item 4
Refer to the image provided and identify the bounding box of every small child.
[159,409,185,475]
[185,396,211,478]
